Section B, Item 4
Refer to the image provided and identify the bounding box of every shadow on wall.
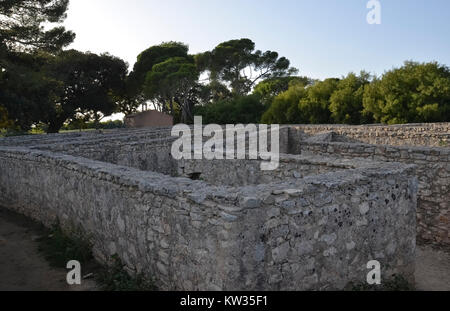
[302,131,362,144]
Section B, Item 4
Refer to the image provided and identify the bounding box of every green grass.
[95,255,157,291]
[60,128,97,133]
[37,224,93,268]
[1,127,102,137]
[347,274,415,291]
[37,223,157,291]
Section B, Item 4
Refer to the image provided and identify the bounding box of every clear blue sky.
[63,0,450,80]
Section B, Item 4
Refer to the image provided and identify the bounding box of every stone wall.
[0,143,417,290]
[289,123,450,147]
[178,156,349,187]
[32,126,290,178]
[289,129,450,249]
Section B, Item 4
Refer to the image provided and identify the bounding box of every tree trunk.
[46,121,64,134]
[181,99,193,124]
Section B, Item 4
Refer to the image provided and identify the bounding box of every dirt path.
[0,207,448,291]
[0,208,97,291]
[415,245,450,291]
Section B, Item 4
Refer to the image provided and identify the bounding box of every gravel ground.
[415,245,450,291]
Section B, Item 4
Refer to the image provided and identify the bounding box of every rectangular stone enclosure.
[0,124,434,290]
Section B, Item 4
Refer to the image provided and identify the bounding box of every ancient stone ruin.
[0,123,448,290]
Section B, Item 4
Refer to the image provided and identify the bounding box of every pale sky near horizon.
[63,0,450,81]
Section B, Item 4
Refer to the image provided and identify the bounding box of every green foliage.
[130,42,200,122]
[2,15,449,130]
[0,0,75,53]
[96,255,157,291]
[0,1,74,132]
[329,72,372,124]
[195,94,265,124]
[261,82,308,124]
[116,76,146,116]
[1,48,127,133]
[43,50,127,133]
[363,61,450,124]
[197,80,232,104]
[253,76,312,107]
[128,41,189,98]
[0,51,58,131]
[0,105,13,129]
[297,78,340,124]
[348,274,414,291]
[37,224,93,268]
[37,222,156,291]
[61,120,125,131]
[198,38,298,96]
[144,56,199,123]
[262,62,449,125]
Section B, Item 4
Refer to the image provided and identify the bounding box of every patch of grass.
[37,224,93,268]
[60,129,96,134]
[0,129,30,137]
[347,274,415,291]
[95,255,157,291]
[37,223,156,291]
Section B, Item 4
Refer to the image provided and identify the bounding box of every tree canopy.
[144,56,199,123]
[329,72,372,124]
[43,50,127,132]
[197,38,298,96]
[0,51,55,131]
[1,49,127,133]
[0,0,75,53]
[195,94,265,125]
[262,62,450,125]
[254,76,312,107]
[118,41,191,116]
[0,0,77,132]
[129,43,189,93]
[261,82,308,124]
[363,61,450,124]
[297,78,340,124]
[1,9,449,134]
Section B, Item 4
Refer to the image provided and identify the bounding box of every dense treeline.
[262,63,450,125]
[1,1,449,134]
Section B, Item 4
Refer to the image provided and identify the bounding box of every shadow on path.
[0,208,97,291]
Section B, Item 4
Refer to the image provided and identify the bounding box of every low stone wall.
[178,156,352,186]
[32,126,290,178]
[53,138,178,176]
[0,146,417,290]
[291,135,450,249]
[289,123,450,147]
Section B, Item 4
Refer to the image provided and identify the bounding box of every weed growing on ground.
[348,274,415,291]
[37,224,93,268]
[37,224,156,291]
[95,255,157,291]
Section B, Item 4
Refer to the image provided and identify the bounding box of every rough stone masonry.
[0,123,446,290]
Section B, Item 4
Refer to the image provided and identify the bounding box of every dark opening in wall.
[188,172,202,180]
